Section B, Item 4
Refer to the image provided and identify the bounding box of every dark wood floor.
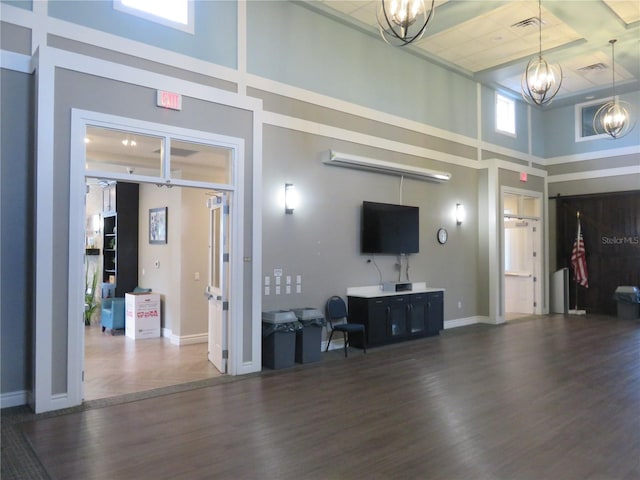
[20,314,640,479]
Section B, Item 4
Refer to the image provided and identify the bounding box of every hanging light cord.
[610,40,617,99]
[537,0,542,58]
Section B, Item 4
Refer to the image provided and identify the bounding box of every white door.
[504,219,536,314]
[206,194,228,373]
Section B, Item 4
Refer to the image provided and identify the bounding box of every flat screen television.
[361,201,419,254]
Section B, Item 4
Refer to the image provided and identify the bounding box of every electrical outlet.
[458,301,462,309]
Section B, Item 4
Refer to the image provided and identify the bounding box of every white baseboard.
[477,315,501,325]
[1,389,29,408]
[445,316,485,329]
[162,327,208,346]
[444,316,495,328]
[321,337,345,352]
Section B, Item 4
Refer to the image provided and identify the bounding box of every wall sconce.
[456,203,465,225]
[285,183,298,214]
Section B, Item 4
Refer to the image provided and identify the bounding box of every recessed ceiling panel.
[414,3,582,73]
[317,0,639,102]
[603,0,640,24]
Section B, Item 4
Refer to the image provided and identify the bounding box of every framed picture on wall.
[149,207,168,244]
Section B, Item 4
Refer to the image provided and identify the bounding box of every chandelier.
[521,0,562,106]
[377,0,435,47]
[593,40,635,139]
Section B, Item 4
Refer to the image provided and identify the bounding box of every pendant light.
[521,0,562,106]
[377,0,435,47]
[593,40,635,139]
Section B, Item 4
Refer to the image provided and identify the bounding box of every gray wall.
[248,1,478,138]
[48,67,256,393]
[48,0,237,68]
[1,68,34,395]
[261,125,480,324]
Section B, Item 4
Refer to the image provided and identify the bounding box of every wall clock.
[437,228,448,244]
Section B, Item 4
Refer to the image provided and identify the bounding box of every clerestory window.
[113,0,194,34]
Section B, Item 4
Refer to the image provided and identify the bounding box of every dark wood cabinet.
[426,291,444,335]
[102,182,139,298]
[348,291,444,348]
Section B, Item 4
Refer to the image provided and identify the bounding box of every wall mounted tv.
[361,201,419,254]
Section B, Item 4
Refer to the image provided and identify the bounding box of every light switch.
[194,272,200,281]
[275,276,281,285]
[286,285,291,294]
[286,275,291,285]
[275,286,281,295]
[264,276,270,286]
[296,275,302,284]
[296,285,302,294]
[264,286,270,296]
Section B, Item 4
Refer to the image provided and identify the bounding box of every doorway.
[502,190,543,320]
[78,114,241,402]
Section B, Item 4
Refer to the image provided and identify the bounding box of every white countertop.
[347,283,445,298]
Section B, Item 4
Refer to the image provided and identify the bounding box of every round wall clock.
[437,228,448,244]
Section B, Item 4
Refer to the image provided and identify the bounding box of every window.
[575,98,609,142]
[114,0,194,34]
[496,93,516,136]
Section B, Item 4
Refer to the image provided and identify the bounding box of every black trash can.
[292,308,326,364]
[262,310,300,369]
[613,286,640,320]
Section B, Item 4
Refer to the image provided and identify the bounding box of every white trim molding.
[444,317,481,329]
[0,50,33,73]
[548,165,640,183]
[162,328,208,346]
[1,390,29,409]
[544,145,640,166]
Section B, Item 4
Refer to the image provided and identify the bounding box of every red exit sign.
[156,90,182,111]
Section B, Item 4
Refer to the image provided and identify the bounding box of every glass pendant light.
[521,0,562,106]
[593,40,635,139]
[377,0,435,47]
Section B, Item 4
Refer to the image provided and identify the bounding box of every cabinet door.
[426,291,444,335]
[367,298,389,346]
[388,296,408,338]
[408,294,427,335]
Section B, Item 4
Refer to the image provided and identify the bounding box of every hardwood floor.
[84,321,221,401]
[21,314,640,479]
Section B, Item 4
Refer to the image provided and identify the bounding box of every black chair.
[325,295,366,357]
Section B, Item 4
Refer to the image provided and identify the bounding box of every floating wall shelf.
[323,150,451,182]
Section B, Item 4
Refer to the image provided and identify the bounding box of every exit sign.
[156,90,182,111]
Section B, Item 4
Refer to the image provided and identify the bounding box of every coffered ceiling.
[309,0,640,107]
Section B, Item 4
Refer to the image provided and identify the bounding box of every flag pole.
[574,211,579,311]
[569,210,587,315]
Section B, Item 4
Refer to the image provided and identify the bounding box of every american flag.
[571,217,588,288]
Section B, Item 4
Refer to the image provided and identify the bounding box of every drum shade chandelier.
[521,0,562,106]
[377,0,435,47]
[593,40,635,139]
